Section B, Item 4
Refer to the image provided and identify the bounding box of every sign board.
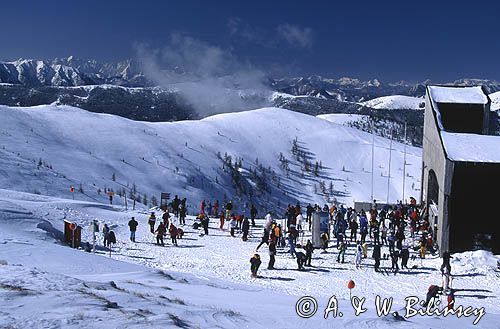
[161,192,171,200]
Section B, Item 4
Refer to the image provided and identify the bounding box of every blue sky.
[1,0,499,81]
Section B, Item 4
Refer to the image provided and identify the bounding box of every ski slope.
[0,104,422,216]
[0,189,498,328]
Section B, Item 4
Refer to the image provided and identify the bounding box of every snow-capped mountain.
[360,95,425,110]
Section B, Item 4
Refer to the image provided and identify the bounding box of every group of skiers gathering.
[248,197,441,278]
[97,194,449,283]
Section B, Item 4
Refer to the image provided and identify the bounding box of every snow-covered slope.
[360,95,424,110]
[0,105,422,215]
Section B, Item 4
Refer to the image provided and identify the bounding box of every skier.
[242,217,250,241]
[102,223,110,246]
[207,200,212,217]
[362,241,368,258]
[306,204,314,230]
[372,243,381,272]
[391,249,400,273]
[250,254,261,278]
[169,223,178,246]
[372,221,380,245]
[304,240,314,266]
[355,241,362,268]
[268,240,277,269]
[179,202,187,226]
[155,222,166,246]
[359,211,368,243]
[381,223,388,245]
[201,214,209,235]
[213,200,219,219]
[401,247,410,269]
[200,200,206,215]
[229,215,237,237]
[296,251,307,270]
[219,211,225,230]
[320,232,329,252]
[107,230,116,248]
[162,209,170,228]
[423,285,442,307]
[250,204,257,227]
[148,212,156,234]
[225,201,233,220]
[337,239,347,263]
[128,217,138,242]
[296,212,304,232]
[287,233,296,258]
[171,195,180,217]
[349,217,358,242]
[440,251,452,275]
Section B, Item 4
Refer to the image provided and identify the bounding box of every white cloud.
[276,24,313,49]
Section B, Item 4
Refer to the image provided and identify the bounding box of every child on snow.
[250,254,261,277]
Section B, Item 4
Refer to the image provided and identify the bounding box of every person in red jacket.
[169,223,178,246]
[219,211,225,230]
[200,200,206,215]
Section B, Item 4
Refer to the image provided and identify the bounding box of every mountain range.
[1,57,499,147]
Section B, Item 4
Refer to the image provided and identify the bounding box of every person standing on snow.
[242,217,250,241]
[250,204,257,227]
[372,243,381,272]
[250,254,261,278]
[304,240,314,266]
[229,215,237,237]
[179,202,187,226]
[162,209,170,228]
[268,240,277,270]
[169,223,178,246]
[213,200,219,219]
[128,217,138,242]
[355,241,362,268]
[287,233,296,258]
[440,251,452,274]
[148,212,156,234]
[256,211,273,251]
[337,238,347,263]
[102,223,110,246]
[219,211,225,230]
[155,222,166,246]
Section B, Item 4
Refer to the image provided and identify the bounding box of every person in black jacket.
[296,251,307,270]
[268,241,276,269]
[372,243,381,272]
[242,217,250,241]
[304,240,314,266]
[401,247,410,269]
[128,217,138,242]
[250,254,261,277]
[440,251,452,274]
[250,205,257,227]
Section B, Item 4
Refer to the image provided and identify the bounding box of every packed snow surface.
[0,189,499,328]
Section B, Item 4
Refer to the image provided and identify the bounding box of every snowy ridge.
[0,104,422,215]
[360,95,424,110]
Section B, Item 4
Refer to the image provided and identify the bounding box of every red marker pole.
[70,185,75,200]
